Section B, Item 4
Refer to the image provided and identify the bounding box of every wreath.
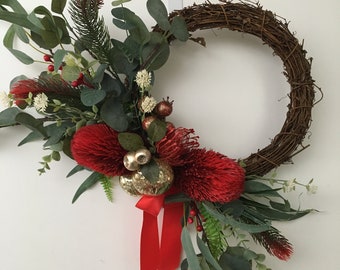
[0,0,318,269]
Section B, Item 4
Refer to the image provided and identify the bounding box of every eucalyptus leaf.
[66,165,85,178]
[0,107,21,127]
[112,0,131,6]
[27,11,45,30]
[170,16,189,42]
[146,118,167,142]
[244,181,282,197]
[196,235,223,270]
[13,24,29,43]
[61,65,81,82]
[93,64,108,84]
[0,0,27,13]
[181,227,201,270]
[100,98,129,132]
[270,199,291,212]
[80,88,106,106]
[111,7,150,44]
[101,73,124,96]
[3,25,34,64]
[44,122,69,147]
[72,172,102,203]
[10,75,28,88]
[147,0,171,31]
[218,252,252,270]
[118,132,144,151]
[18,131,44,146]
[109,46,137,75]
[7,48,35,64]
[53,49,68,71]
[51,0,67,14]
[0,11,41,33]
[142,32,170,70]
[15,112,47,137]
[51,151,61,161]
[140,159,160,183]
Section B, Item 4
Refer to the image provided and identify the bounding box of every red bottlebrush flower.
[71,124,129,176]
[10,79,45,107]
[252,229,293,261]
[155,127,200,166]
[10,77,79,108]
[175,148,245,203]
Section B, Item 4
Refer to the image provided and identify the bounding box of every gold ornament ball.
[123,152,139,171]
[135,148,152,165]
[119,174,141,196]
[132,160,174,196]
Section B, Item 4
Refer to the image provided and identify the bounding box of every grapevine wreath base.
[0,0,320,269]
[164,1,317,177]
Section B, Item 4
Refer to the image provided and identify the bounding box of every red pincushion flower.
[175,148,245,203]
[71,124,129,176]
[156,127,199,166]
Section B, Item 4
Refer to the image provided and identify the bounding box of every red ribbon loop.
[136,195,183,270]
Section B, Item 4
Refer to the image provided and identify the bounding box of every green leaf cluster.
[0,0,70,63]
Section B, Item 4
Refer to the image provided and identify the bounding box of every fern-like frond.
[100,176,114,202]
[198,203,226,259]
[69,0,111,64]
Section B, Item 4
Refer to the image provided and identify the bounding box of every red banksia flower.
[252,229,293,261]
[175,149,245,203]
[156,127,199,166]
[71,124,129,176]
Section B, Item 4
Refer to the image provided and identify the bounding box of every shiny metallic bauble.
[131,160,174,196]
[135,148,152,165]
[123,152,139,171]
[119,175,141,196]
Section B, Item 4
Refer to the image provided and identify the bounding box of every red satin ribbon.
[136,194,183,270]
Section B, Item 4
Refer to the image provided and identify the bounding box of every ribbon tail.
[140,211,160,270]
[159,202,183,270]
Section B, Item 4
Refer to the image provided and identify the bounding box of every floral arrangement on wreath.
[0,0,318,269]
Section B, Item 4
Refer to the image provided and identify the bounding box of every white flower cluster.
[34,93,49,112]
[0,91,12,108]
[141,96,157,113]
[135,69,152,90]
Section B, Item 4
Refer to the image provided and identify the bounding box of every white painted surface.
[0,0,339,269]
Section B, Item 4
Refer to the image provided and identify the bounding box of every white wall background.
[0,0,339,269]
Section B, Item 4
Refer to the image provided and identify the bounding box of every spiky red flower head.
[10,77,77,108]
[252,229,293,261]
[155,127,199,166]
[10,79,44,107]
[71,124,129,176]
[175,149,245,203]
